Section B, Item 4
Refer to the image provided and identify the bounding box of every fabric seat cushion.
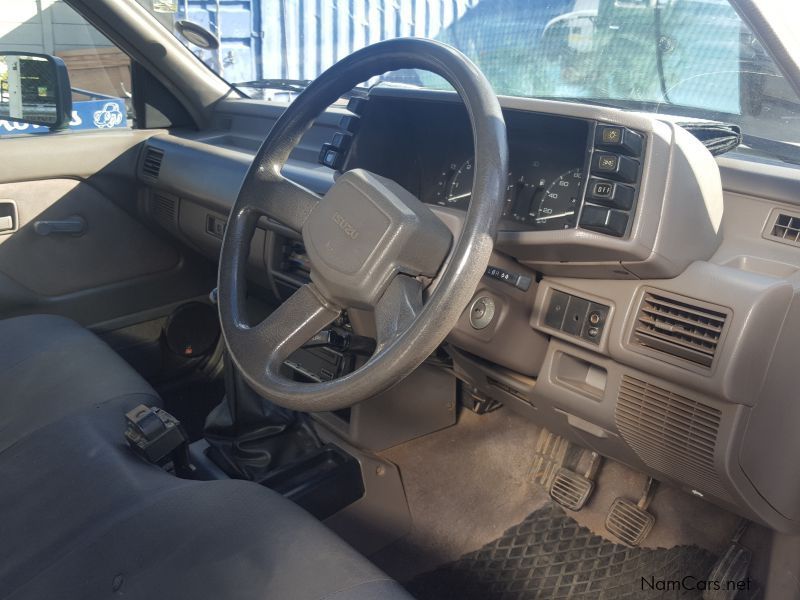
[0,314,158,452]
[0,315,411,600]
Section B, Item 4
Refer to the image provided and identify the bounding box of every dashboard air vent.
[632,290,728,369]
[141,147,164,181]
[150,192,178,229]
[616,375,727,498]
[765,210,800,247]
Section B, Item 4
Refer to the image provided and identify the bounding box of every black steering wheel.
[218,38,508,412]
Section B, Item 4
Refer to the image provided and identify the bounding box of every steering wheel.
[218,38,508,412]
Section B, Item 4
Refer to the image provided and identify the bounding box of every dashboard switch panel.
[319,143,343,169]
[595,126,644,156]
[587,178,635,210]
[579,123,644,239]
[544,290,609,344]
[591,152,639,183]
[545,291,570,330]
[580,204,629,237]
[562,296,590,336]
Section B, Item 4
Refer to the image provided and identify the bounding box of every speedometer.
[534,168,584,229]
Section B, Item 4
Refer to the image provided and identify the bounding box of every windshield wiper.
[232,78,312,94]
[740,135,800,166]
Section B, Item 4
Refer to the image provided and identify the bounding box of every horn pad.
[303,169,452,308]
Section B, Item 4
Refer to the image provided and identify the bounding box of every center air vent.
[616,375,727,498]
[141,146,164,181]
[764,209,800,247]
[631,290,728,369]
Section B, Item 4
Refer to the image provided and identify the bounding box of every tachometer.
[436,158,516,215]
[434,159,474,209]
[535,168,584,229]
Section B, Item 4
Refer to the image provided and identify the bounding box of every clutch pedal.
[532,430,571,490]
[702,519,754,600]
[550,451,602,511]
[606,476,658,546]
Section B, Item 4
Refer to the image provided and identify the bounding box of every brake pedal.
[606,476,658,546]
[702,519,753,600]
[550,451,601,511]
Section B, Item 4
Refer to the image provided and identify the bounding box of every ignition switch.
[469,296,496,330]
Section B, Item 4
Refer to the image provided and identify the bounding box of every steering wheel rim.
[218,38,508,412]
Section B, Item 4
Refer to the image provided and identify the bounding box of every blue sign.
[0,98,128,136]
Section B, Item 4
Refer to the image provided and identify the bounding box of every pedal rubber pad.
[531,430,570,490]
[606,497,655,546]
[550,467,595,511]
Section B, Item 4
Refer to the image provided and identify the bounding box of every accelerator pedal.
[550,451,602,511]
[702,519,754,600]
[606,476,658,546]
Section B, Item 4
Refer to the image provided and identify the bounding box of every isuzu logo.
[331,211,359,240]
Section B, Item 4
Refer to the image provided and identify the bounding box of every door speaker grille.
[615,375,727,498]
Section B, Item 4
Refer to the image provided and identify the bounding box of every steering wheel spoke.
[243,174,321,232]
[227,284,341,379]
[373,275,424,352]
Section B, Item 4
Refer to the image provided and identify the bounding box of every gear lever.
[203,353,321,481]
[203,289,321,481]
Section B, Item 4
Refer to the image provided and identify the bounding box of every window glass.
[0,0,132,135]
[136,0,800,164]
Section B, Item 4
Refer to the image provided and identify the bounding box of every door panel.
[0,179,178,296]
[0,132,216,329]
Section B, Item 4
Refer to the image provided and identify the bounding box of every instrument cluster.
[425,115,591,230]
[432,155,585,230]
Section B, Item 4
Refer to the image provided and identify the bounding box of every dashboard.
[134,88,800,534]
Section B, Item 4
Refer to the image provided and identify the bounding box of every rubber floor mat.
[407,502,721,599]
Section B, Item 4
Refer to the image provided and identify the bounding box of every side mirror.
[0,52,72,130]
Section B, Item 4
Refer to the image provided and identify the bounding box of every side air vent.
[616,376,727,499]
[631,290,728,369]
[764,209,800,247]
[150,192,178,230]
[141,146,164,181]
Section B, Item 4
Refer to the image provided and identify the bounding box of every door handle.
[33,216,87,237]
[0,200,16,234]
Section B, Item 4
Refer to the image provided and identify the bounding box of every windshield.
[136,0,800,158]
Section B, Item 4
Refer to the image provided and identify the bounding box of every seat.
[0,315,411,600]
[0,314,159,453]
